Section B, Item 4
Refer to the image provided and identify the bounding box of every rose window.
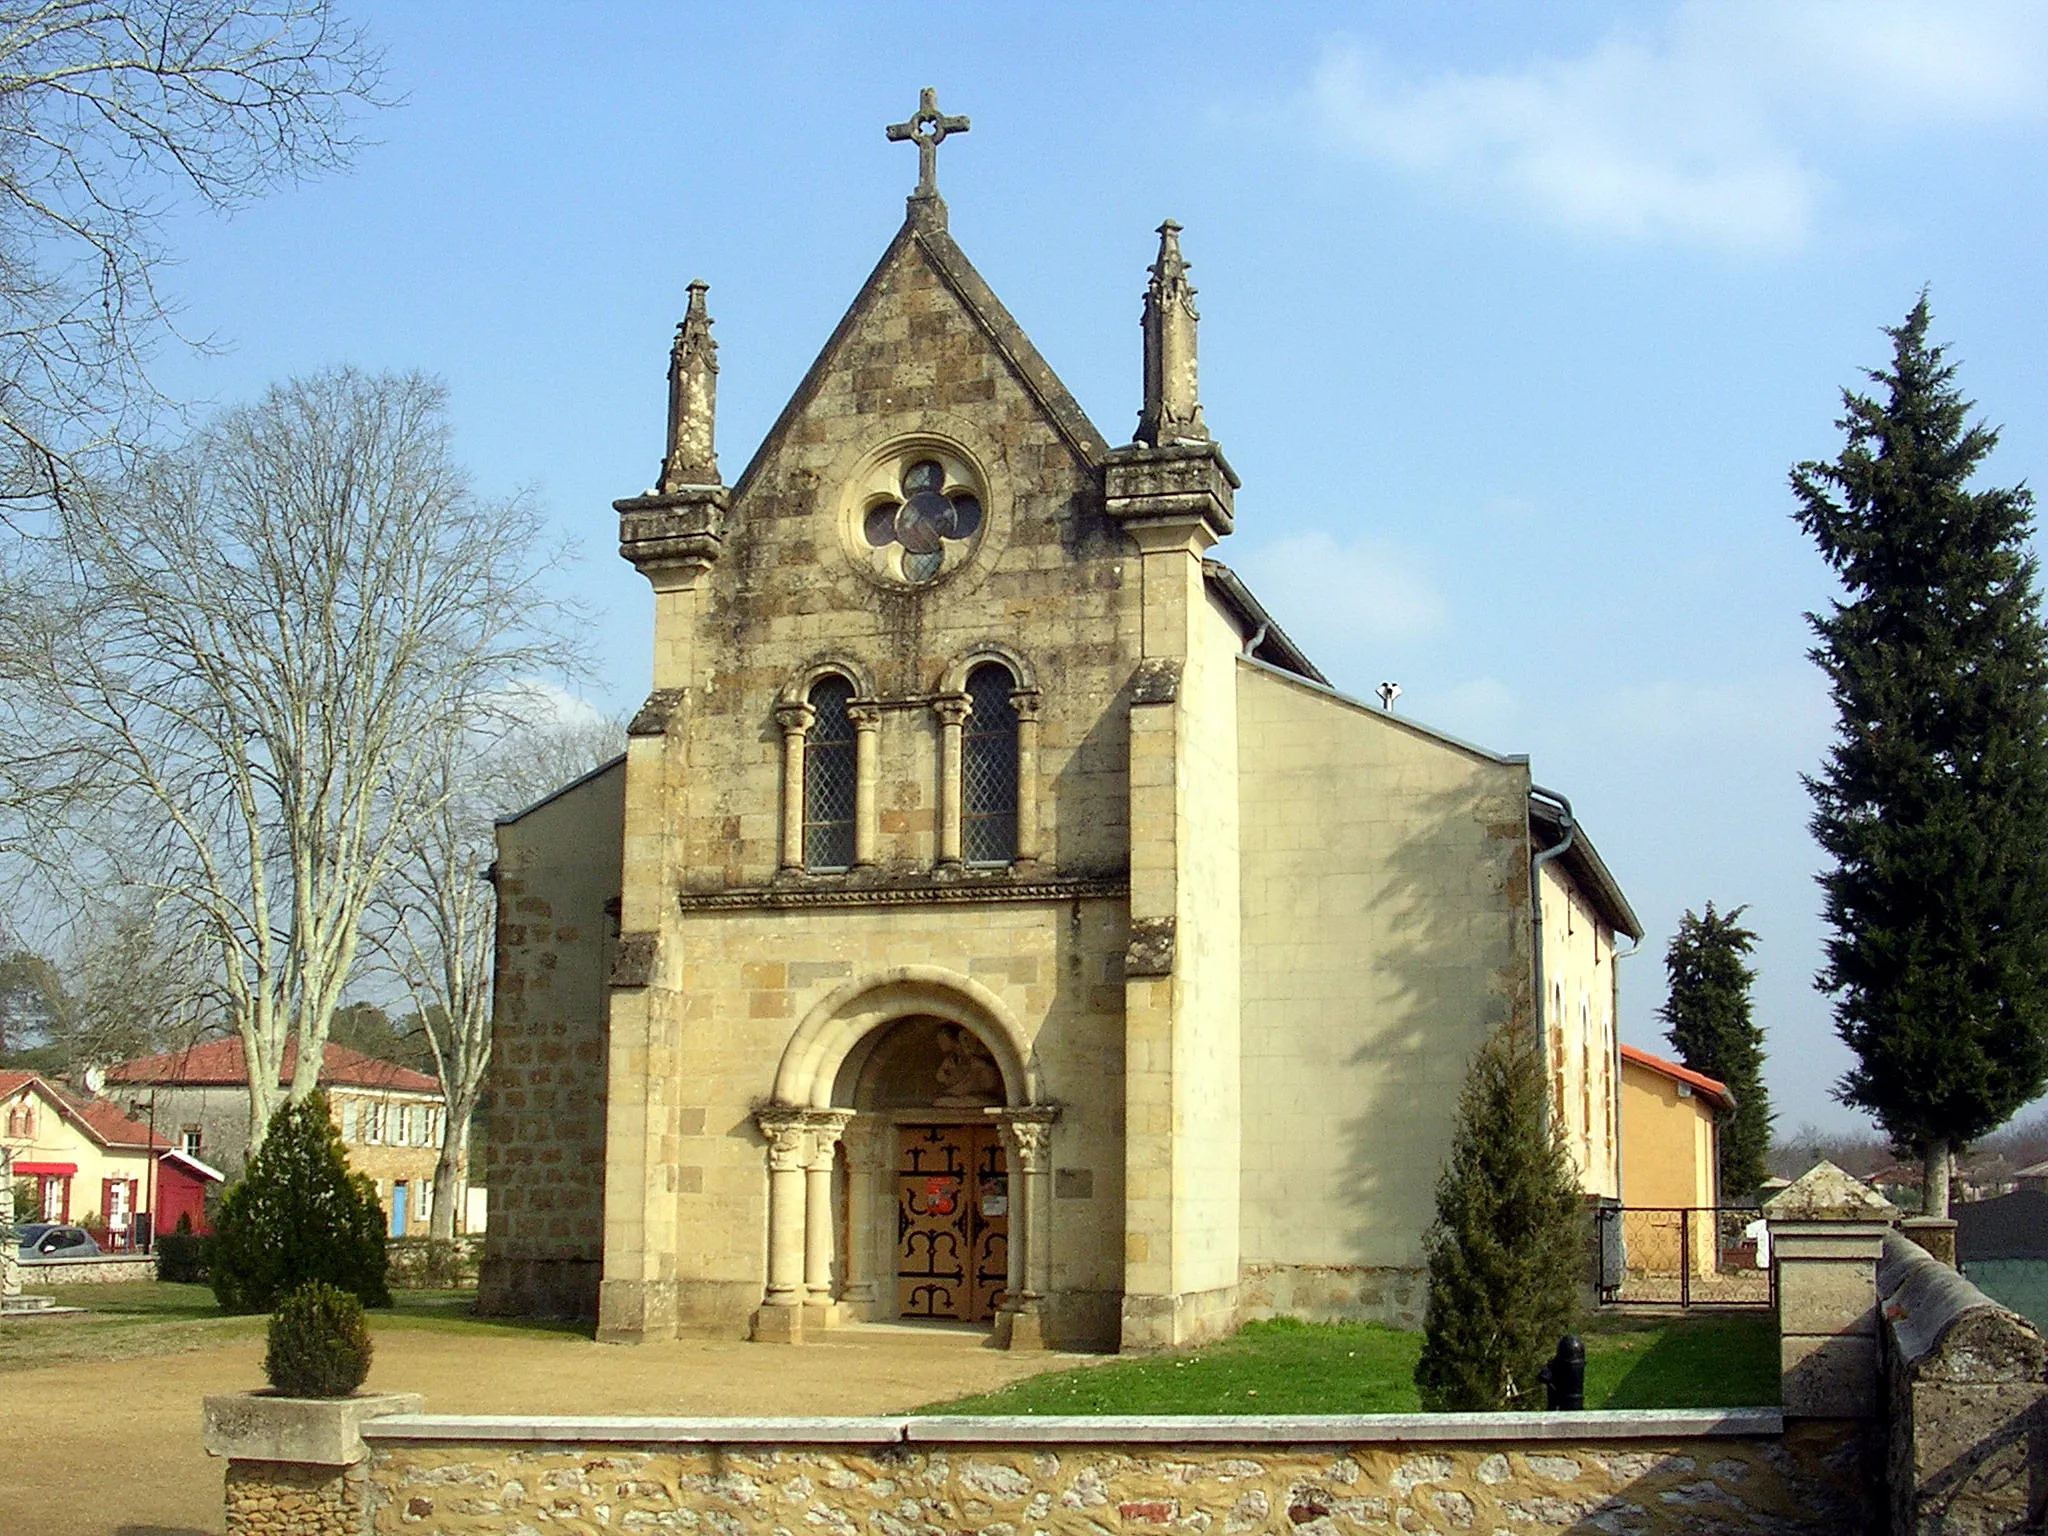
[861,458,984,583]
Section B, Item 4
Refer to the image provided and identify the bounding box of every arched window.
[804,675,858,871]
[962,663,1019,865]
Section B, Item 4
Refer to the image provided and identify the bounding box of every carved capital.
[610,932,659,989]
[1125,916,1177,977]
[803,1108,854,1168]
[756,1106,811,1172]
[628,688,685,737]
[846,701,883,731]
[990,1105,1061,1173]
[774,701,816,738]
[1009,688,1042,723]
[932,693,973,728]
[1129,659,1182,706]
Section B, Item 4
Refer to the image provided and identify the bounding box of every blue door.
[390,1181,407,1237]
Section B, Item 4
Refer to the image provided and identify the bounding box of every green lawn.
[0,1281,580,1372]
[919,1313,1779,1415]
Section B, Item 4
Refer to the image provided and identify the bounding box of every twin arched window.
[793,661,1025,873]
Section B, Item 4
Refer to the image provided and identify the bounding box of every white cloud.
[1308,1,2048,253]
[1231,530,1446,656]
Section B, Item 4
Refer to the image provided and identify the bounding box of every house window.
[342,1100,359,1143]
[962,663,1020,865]
[803,675,858,872]
[180,1126,203,1158]
[3,1101,31,1137]
[365,1103,384,1145]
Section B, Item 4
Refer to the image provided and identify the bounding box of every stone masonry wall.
[365,1418,1877,1536]
[225,1458,363,1536]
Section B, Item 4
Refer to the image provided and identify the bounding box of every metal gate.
[1596,1206,1775,1308]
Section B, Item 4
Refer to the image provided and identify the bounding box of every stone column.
[1763,1160,1898,1417]
[991,1105,1060,1350]
[774,701,813,873]
[933,693,971,866]
[804,1109,853,1328]
[753,1106,811,1343]
[849,703,881,867]
[1011,689,1042,865]
[841,1117,887,1317]
[0,1150,18,1305]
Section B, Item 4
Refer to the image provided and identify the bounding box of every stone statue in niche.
[932,1024,1003,1106]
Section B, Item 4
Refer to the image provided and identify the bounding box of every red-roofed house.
[1620,1043,1735,1211]
[1,1071,172,1247]
[106,1040,455,1236]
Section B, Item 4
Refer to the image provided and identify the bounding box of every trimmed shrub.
[265,1280,373,1397]
[157,1230,205,1283]
[210,1091,392,1313]
[1414,1021,1585,1411]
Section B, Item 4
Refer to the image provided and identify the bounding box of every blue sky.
[146,2,2048,1134]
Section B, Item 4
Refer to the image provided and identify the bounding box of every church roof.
[733,204,1113,499]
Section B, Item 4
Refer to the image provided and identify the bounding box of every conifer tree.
[1414,1021,1583,1411]
[1795,297,2048,1218]
[1660,903,1772,1200]
[208,1091,391,1313]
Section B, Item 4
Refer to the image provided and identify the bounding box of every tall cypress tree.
[1795,296,2048,1218]
[1659,903,1771,1200]
[1414,1021,1583,1411]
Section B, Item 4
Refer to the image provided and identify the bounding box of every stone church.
[478,94,1640,1353]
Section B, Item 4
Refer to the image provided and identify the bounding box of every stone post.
[0,1149,19,1306]
[933,693,970,866]
[753,1107,810,1343]
[203,1390,423,1535]
[774,703,812,873]
[1899,1216,1957,1268]
[992,1105,1060,1351]
[803,1109,852,1328]
[1764,1160,1898,1418]
[841,1117,886,1317]
[849,703,881,867]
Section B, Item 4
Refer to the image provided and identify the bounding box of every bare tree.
[0,0,383,514]
[374,709,621,1237]
[6,367,579,1155]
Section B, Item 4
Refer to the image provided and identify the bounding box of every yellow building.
[1618,1044,1733,1279]
[481,97,1641,1350]
[1,1071,167,1245]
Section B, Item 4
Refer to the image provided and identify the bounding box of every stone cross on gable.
[886,87,969,198]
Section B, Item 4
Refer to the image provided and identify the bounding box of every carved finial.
[1136,220,1207,447]
[660,279,719,492]
[886,87,970,206]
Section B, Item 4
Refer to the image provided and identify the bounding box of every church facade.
[477,96,1639,1353]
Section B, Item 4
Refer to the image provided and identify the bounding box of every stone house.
[480,96,1639,1352]
[106,1039,455,1235]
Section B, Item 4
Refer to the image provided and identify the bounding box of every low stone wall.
[357,1410,1880,1535]
[1879,1229,2048,1536]
[19,1253,157,1285]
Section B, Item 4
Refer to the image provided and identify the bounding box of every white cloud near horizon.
[1231,530,1447,657]
[1308,1,2048,253]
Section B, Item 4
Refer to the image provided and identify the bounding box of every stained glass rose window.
[861,458,984,583]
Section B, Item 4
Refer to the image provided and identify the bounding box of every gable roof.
[732,204,1113,499]
[1531,796,1643,941]
[1620,1044,1734,1113]
[0,1071,169,1152]
[107,1039,439,1095]
[1956,1188,2048,1262]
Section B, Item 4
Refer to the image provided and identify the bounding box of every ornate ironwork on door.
[896,1124,1008,1322]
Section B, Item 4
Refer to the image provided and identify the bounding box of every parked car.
[15,1224,99,1260]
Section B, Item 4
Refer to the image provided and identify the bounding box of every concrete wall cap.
[204,1390,425,1466]
[359,1408,1782,1447]
[1763,1160,1898,1222]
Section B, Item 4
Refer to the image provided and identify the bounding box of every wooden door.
[896,1124,1009,1322]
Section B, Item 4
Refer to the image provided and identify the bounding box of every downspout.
[1610,934,1641,1207]
[1529,785,1576,1135]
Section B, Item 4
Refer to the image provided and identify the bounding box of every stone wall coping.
[1879,1228,2044,1375]
[205,1390,427,1466]
[360,1408,1783,1447]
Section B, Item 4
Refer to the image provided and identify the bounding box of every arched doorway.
[754,968,1057,1346]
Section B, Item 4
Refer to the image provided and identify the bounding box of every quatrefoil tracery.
[861,457,984,583]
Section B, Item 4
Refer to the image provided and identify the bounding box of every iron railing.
[1595,1205,1775,1309]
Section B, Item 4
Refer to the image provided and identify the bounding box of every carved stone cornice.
[677,874,1127,915]
[628,688,685,737]
[609,932,659,989]
[1125,916,1176,978]
[616,484,728,587]
[1104,439,1237,543]
[1129,659,1182,706]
